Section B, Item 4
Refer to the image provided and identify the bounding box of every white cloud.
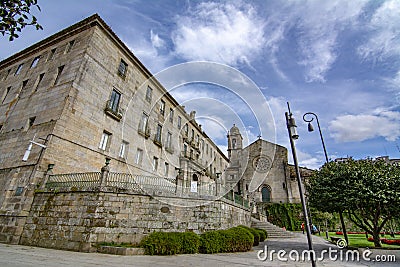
[172,2,265,66]
[358,0,400,61]
[150,29,166,49]
[329,109,400,142]
[294,0,368,82]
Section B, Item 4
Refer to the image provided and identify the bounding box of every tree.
[308,159,400,247]
[0,0,43,41]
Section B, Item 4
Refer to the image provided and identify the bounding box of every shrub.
[139,231,200,255]
[200,230,223,254]
[238,225,260,246]
[256,228,267,242]
[199,227,253,253]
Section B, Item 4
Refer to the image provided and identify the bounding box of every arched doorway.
[261,186,271,202]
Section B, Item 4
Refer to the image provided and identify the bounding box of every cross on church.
[257,134,261,139]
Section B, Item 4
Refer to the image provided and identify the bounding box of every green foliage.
[265,203,303,230]
[308,158,400,247]
[199,230,223,254]
[0,0,43,41]
[141,227,255,255]
[237,225,260,246]
[139,231,200,255]
[199,227,254,254]
[256,228,267,241]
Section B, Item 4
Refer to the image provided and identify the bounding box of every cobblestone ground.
[0,234,398,266]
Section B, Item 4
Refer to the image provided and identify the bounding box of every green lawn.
[325,232,400,249]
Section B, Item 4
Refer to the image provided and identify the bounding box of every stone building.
[0,14,229,246]
[0,14,306,250]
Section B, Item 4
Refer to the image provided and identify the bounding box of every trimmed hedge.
[256,228,267,241]
[140,231,200,255]
[140,227,256,255]
[238,225,260,246]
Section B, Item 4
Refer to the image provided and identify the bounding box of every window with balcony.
[105,89,122,121]
[118,59,128,77]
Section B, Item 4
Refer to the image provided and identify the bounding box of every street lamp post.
[302,112,348,246]
[285,103,316,267]
[302,112,328,163]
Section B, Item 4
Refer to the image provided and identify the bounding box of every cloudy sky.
[1,0,399,169]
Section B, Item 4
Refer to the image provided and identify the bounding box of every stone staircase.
[251,218,298,238]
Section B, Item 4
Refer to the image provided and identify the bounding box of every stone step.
[251,218,297,238]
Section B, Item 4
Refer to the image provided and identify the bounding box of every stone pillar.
[100,157,111,187]
[40,164,54,189]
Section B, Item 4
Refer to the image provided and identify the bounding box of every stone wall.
[20,190,251,252]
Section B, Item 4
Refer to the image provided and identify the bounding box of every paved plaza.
[0,234,398,267]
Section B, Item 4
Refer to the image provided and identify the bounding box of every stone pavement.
[0,234,398,267]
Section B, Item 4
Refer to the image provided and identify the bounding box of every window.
[118,59,128,77]
[25,116,36,131]
[54,65,65,85]
[145,86,152,102]
[196,134,199,144]
[2,86,11,104]
[22,80,29,91]
[201,140,204,152]
[164,162,169,176]
[155,124,162,144]
[119,141,128,158]
[34,73,45,92]
[184,124,188,136]
[30,56,40,68]
[232,138,236,149]
[166,132,172,149]
[160,100,165,115]
[3,69,11,81]
[191,129,194,140]
[135,148,143,165]
[65,40,75,53]
[108,89,121,113]
[261,186,271,202]
[138,112,149,134]
[99,131,111,150]
[169,108,174,123]
[177,116,181,129]
[183,144,188,156]
[15,187,24,196]
[153,157,158,171]
[15,63,24,75]
[48,48,56,61]
[206,144,209,155]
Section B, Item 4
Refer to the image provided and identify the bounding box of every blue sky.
[1,0,399,169]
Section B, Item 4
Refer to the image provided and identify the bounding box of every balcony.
[104,100,123,121]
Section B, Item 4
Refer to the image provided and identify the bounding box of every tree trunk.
[339,211,348,245]
[372,230,381,248]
